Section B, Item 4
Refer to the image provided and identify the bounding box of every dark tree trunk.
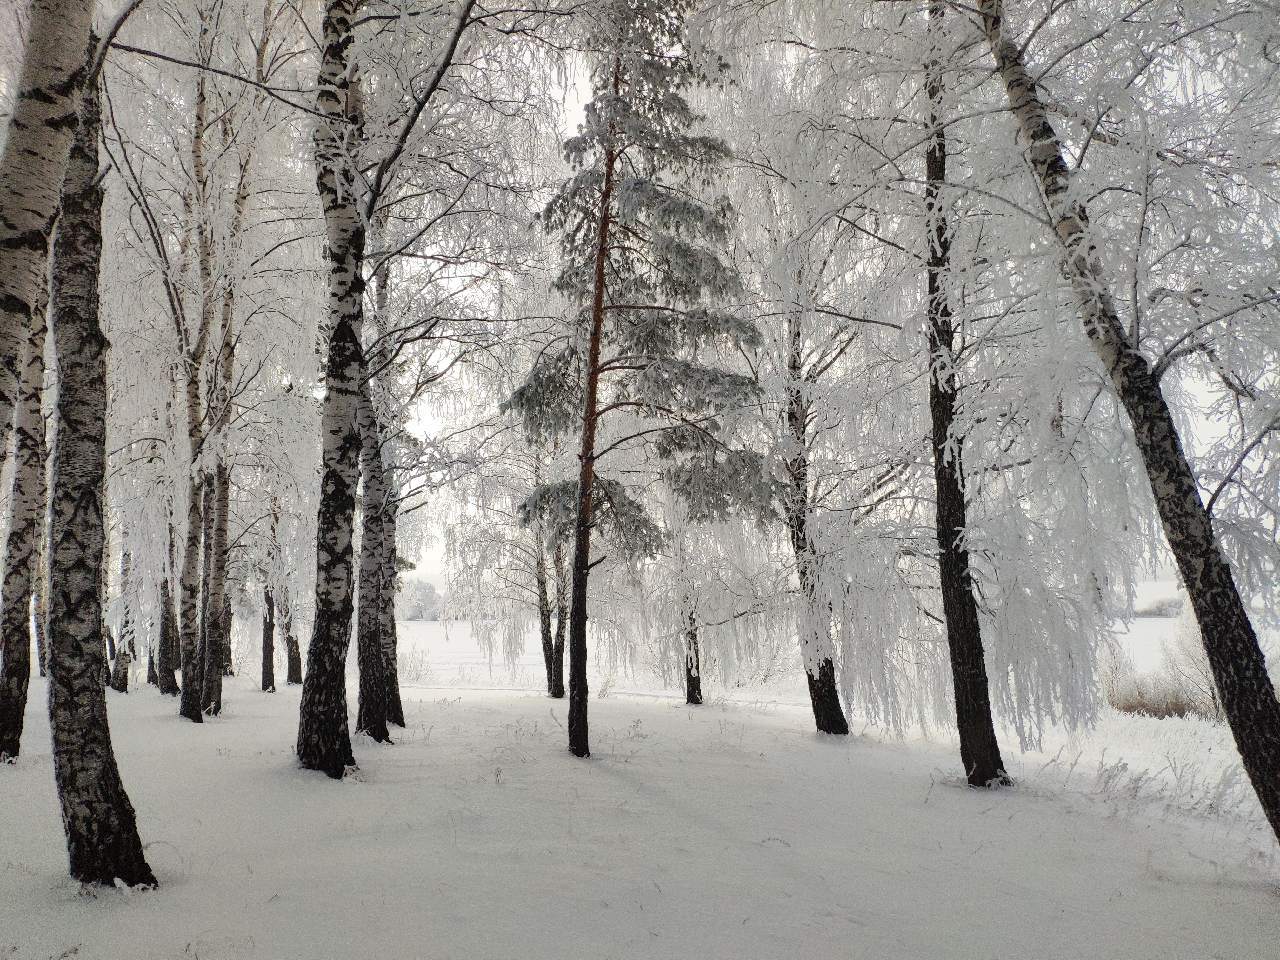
[200,464,229,713]
[261,585,276,693]
[221,595,233,677]
[785,320,848,736]
[684,609,703,706]
[146,649,157,686]
[0,284,47,759]
[33,544,49,678]
[155,577,180,695]
[178,477,205,722]
[355,383,390,743]
[108,550,135,693]
[565,118,620,758]
[45,80,155,887]
[550,541,566,699]
[926,1,1008,788]
[536,536,555,696]
[282,597,302,686]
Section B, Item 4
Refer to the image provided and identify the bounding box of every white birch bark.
[0,0,97,469]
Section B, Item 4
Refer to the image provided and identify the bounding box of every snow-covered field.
[3,621,1280,960]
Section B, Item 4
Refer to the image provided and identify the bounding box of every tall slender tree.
[45,73,155,888]
[924,1,1008,787]
[508,0,757,756]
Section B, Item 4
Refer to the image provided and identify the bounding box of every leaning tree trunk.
[784,319,849,735]
[979,0,1280,838]
[926,1,1008,787]
[45,80,156,887]
[683,606,703,706]
[261,584,276,693]
[296,0,365,778]
[354,382,390,743]
[0,0,97,469]
[0,284,49,759]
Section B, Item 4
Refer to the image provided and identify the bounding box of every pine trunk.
[296,0,365,778]
[0,0,97,469]
[784,320,849,735]
[0,283,48,759]
[926,1,1008,787]
[261,585,276,692]
[355,382,390,742]
[980,0,1280,836]
[46,82,155,887]
[565,123,620,758]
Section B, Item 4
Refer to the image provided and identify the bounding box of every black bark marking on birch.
[155,577,180,695]
[46,79,155,887]
[927,1,1008,788]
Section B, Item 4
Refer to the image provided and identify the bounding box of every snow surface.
[3,622,1280,959]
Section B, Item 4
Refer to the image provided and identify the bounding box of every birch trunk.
[282,588,303,685]
[683,606,703,706]
[0,286,48,758]
[296,0,365,778]
[0,0,96,468]
[108,550,135,693]
[784,318,849,735]
[380,501,404,726]
[46,81,155,887]
[34,533,49,678]
[980,0,1280,836]
[156,575,180,695]
[369,229,403,728]
[926,1,1008,787]
[200,462,229,714]
[355,382,390,742]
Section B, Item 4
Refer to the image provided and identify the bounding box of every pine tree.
[506,0,758,757]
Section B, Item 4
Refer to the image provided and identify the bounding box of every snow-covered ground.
[3,622,1280,959]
